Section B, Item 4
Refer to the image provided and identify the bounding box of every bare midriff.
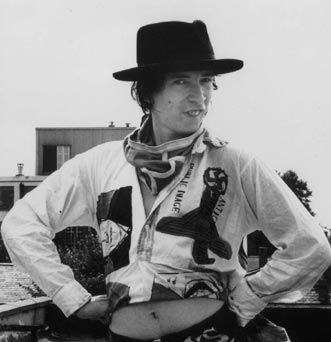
[109,297,224,340]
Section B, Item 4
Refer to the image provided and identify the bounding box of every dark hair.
[130,71,165,115]
[131,72,219,115]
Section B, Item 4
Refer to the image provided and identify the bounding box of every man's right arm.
[1,153,98,317]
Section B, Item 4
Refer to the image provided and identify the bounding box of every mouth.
[185,110,205,117]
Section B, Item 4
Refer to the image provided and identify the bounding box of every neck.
[153,130,191,146]
[151,122,202,146]
[137,114,204,146]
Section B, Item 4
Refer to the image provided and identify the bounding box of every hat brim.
[113,59,243,81]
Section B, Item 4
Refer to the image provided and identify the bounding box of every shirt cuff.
[52,280,92,317]
[228,278,267,325]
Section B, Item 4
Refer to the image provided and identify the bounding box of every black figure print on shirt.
[96,186,133,275]
[156,168,232,264]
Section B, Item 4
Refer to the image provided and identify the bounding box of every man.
[2,20,331,342]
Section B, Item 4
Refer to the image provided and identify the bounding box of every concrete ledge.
[0,331,31,342]
[0,297,51,327]
[268,302,331,310]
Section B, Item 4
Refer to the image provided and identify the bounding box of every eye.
[201,77,214,84]
[173,79,186,85]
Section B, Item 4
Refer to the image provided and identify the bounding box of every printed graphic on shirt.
[184,328,230,342]
[203,167,228,221]
[172,162,195,214]
[96,187,132,275]
[184,278,223,299]
[151,272,224,300]
[156,168,232,264]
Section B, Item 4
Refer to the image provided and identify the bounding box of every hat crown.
[136,20,215,66]
[113,20,243,81]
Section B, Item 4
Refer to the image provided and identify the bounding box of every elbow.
[1,201,25,241]
[323,242,331,266]
[317,236,331,270]
[0,213,16,261]
[1,212,12,242]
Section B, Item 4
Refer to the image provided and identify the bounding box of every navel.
[150,311,159,320]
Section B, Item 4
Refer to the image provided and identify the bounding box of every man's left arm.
[228,154,331,325]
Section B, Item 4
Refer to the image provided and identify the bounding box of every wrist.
[73,298,92,317]
[52,281,92,317]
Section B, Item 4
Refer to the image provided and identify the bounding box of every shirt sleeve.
[1,152,99,317]
[228,152,331,324]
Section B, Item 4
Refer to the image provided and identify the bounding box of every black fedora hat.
[113,20,243,81]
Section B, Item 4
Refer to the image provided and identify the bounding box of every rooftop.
[1,262,331,341]
[35,126,135,131]
[0,264,44,304]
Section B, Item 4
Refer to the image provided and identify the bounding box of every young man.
[2,20,331,342]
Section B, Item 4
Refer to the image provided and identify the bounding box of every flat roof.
[0,176,46,182]
[35,127,135,131]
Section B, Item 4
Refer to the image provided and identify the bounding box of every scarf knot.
[123,116,205,194]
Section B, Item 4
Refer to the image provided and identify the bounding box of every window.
[43,145,56,173]
[0,186,14,211]
[19,184,36,199]
[57,145,70,169]
[43,145,71,174]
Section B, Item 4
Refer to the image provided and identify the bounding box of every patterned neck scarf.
[123,115,205,195]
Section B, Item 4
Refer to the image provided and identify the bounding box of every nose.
[187,83,206,106]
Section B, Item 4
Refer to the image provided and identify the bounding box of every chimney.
[109,121,115,127]
[16,163,24,177]
[125,123,130,127]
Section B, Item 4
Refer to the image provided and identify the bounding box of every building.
[0,174,45,262]
[0,175,44,222]
[35,125,134,175]
[0,125,135,260]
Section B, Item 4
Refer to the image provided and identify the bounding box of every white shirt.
[2,132,331,323]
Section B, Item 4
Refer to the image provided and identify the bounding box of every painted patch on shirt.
[184,329,230,342]
[96,186,132,274]
[172,162,195,214]
[156,168,232,264]
[184,278,223,299]
[203,167,228,222]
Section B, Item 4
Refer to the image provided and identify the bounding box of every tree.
[279,170,315,216]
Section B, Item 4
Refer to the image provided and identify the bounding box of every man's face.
[151,70,214,144]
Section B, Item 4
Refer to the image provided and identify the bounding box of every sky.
[0,0,330,227]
